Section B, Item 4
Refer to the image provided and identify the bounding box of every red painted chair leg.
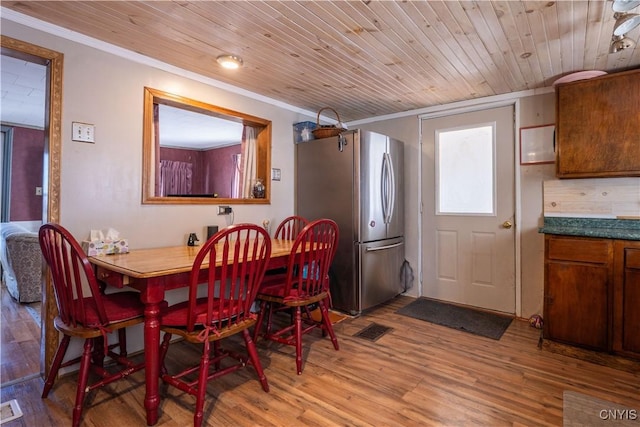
[294,307,303,375]
[72,339,94,427]
[319,301,339,350]
[266,302,276,336]
[253,301,267,342]
[243,329,269,392]
[194,340,211,427]
[159,333,172,376]
[42,335,71,398]
[118,329,128,357]
[213,340,221,370]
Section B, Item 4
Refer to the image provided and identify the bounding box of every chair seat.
[76,291,146,326]
[160,297,246,327]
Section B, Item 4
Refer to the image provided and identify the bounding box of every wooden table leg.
[139,281,165,426]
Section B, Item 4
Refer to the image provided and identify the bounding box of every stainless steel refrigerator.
[296,129,405,315]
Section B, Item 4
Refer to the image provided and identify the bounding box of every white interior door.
[421,105,515,314]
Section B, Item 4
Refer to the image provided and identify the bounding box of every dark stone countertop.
[538,217,640,241]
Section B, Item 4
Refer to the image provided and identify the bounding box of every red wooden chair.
[273,215,309,240]
[38,223,146,427]
[158,224,272,427]
[253,218,339,375]
[266,215,309,278]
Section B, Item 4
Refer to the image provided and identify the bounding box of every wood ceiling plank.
[370,1,478,103]
[473,0,525,92]
[1,0,631,122]
[495,1,541,88]
[438,1,510,95]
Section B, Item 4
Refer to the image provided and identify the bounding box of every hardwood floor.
[1,295,638,426]
[0,283,41,384]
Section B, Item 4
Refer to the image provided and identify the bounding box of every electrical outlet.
[218,206,232,215]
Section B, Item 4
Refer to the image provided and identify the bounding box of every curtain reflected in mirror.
[142,87,271,205]
[232,153,242,198]
[241,126,257,198]
[159,160,192,196]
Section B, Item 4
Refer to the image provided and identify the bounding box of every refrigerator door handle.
[365,241,405,252]
[387,152,395,223]
[381,154,388,222]
[382,153,394,224]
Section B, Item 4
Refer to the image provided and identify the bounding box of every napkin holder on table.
[81,228,129,256]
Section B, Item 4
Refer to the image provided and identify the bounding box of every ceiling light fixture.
[216,54,243,69]
[612,0,640,13]
[613,12,640,36]
[609,34,636,53]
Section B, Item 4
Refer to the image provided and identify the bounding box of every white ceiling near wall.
[0,55,46,128]
[1,1,640,123]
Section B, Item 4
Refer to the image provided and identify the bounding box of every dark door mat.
[396,298,513,340]
[354,323,393,342]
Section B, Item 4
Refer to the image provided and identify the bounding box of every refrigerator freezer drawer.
[358,237,405,313]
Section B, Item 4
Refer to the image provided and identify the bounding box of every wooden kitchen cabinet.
[544,234,640,359]
[544,235,613,351]
[555,68,640,178]
[613,240,640,357]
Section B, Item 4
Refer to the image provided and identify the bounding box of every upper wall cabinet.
[555,68,640,178]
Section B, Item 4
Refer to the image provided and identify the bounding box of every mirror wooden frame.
[142,87,272,205]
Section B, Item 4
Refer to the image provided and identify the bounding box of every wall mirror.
[142,87,271,204]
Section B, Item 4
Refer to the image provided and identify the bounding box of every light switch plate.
[271,168,281,181]
[72,122,95,143]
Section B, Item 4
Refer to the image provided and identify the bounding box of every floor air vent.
[354,323,393,342]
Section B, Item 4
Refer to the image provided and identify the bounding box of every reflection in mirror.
[142,87,272,204]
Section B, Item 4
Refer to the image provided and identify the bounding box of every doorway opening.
[1,35,63,384]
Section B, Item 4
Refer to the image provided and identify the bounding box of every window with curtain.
[159,160,193,196]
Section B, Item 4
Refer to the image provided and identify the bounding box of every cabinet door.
[613,242,640,356]
[545,262,609,350]
[544,236,612,351]
[555,69,640,178]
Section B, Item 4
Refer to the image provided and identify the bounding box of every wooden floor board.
[0,283,41,383]
[1,295,638,426]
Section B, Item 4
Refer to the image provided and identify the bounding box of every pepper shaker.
[187,233,199,246]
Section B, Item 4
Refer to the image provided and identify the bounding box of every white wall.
[518,93,556,318]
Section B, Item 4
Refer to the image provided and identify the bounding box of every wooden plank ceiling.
[2,1,639,122]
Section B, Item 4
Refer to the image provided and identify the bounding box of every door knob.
[502,220,513,229]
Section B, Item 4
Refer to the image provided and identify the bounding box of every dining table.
[88,238,295,426]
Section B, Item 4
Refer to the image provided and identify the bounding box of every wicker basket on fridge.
[312,107,347,139]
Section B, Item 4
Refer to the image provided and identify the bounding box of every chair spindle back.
[284,218,339,301]
[186,223,271,335]
[39,223,109,328]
